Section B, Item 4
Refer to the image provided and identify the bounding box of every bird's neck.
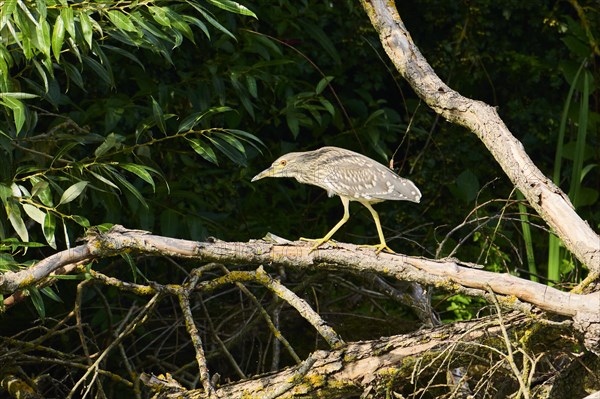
[293,169,318,186]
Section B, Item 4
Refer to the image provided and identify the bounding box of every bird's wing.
[322,166,421,203]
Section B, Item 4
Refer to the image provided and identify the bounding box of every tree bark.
[144,315,528,399]
[2,226,599,353]
[141,313,599,399]
[359,0,600,273]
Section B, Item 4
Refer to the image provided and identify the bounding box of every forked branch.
[1,226,598,353]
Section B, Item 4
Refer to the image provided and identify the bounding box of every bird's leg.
[359,202,395,254]
[301,197,350,253]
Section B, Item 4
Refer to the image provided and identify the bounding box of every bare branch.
[3,226,598,355]
[359,0,600,272]
[3,226,598,320]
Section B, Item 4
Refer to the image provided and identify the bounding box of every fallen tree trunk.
[149,314,532,398]
[141,312,599,399]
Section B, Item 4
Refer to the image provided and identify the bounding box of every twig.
[262,353,317,399]
[67,293,161,399]
[199,295,247,379]
[487,286,530,399]
[178,289,215,397]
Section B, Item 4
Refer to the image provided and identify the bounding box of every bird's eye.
[279,160,287,166]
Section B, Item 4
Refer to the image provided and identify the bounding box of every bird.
[251,146,421,254]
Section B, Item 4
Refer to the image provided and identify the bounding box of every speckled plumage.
[251,146,421,253]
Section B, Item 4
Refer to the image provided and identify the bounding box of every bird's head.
[251,152,307,182]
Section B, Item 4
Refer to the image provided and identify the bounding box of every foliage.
[0,0,597,314]
[0,0,599,396]
[0,0,265,251]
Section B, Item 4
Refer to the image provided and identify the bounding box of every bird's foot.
[359,243,396,255]
[299,237,331,254]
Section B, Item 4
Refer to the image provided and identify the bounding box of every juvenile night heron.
[251,146,421,254]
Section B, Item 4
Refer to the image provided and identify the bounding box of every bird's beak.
[251,166,275,182]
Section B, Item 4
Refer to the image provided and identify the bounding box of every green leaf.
[177,106,234,133]
[315,76,334,94]
[110,171,149,209]
[41,286,63,302]
[183,15,210,39]
[27,287,46,319]
[0,253,17,272]
[58,181,88,206]
[246,75,258,98]
[127,12,171,47]
[164,7,194,43]
[94,132,123,157]
[178,112,203,133]
[51,274,87,280]
[192,5,236,40]
[1,0,17,22]
[6,200,28,242]
[0,92,39,99]
[32,59,49,92]
[188,138,218,165]
[43,212,56,249]
[0,184,11,205]
[230,72,254,118]
[89,169,120,190]
[31,180,48,198]
[61,7,76,39]
[215,131,244,153]
[580,164,598,182]
[226,129,265,153]
[10,183,22,197]
[1,96,26,134]
[2,240,45,252]
[79,11,93,48]
[577,187,598,207]
[52,13,65,62]
[35,0,47,18]
[63,61,85,89]
[319,98,335,116]
[239,91,255,119]
[62,218,70,249]
[120,163,156,192]
[151,96,166,134]
[286,111,300,138]
[226,129,264,144]
[37,17,52,58]
[83,56,112,86]
[107,10,137,32]
[71,215,90,227]
[31,178,53,207]
[102,45,145,70]
[204,0,257,18]
[0,46,12,81]
[122,252,148,282]
[149,6,171,27]
[22,203,46,225]
[207,135,247,166]
[13,10,33,59]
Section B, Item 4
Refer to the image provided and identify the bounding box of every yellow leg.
[301,196,350,253]
[360,201,395,254]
